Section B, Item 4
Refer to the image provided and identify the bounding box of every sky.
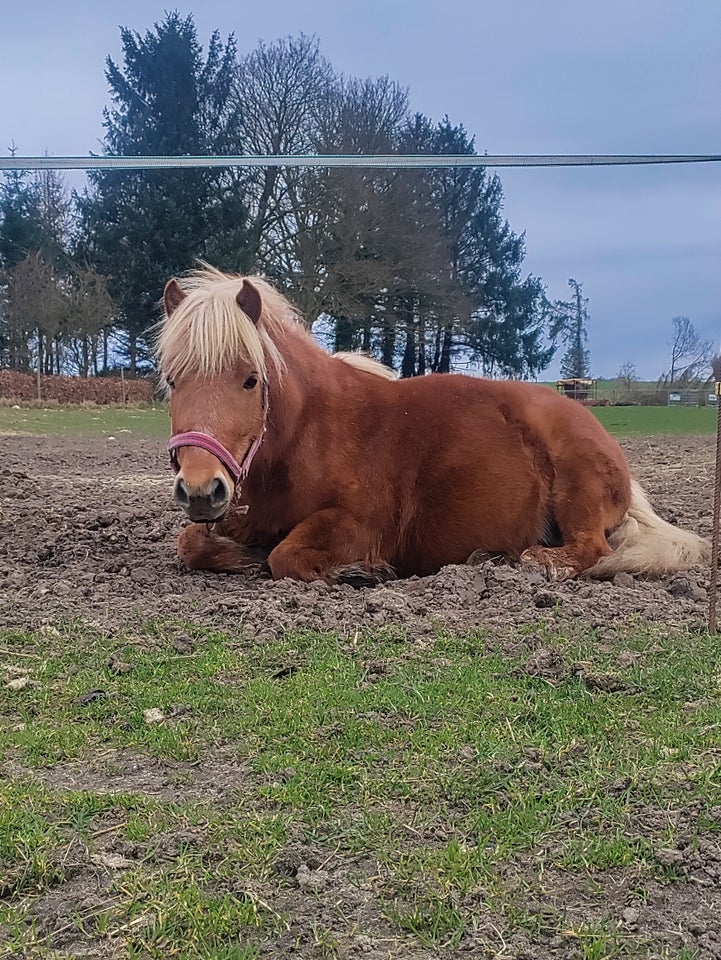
[1,0,719,379]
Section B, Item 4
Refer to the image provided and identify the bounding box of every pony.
[156,267,709,584]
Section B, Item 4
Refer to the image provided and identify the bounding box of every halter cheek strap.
[167,380,269,511]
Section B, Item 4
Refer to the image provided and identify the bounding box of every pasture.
[1,398,717,441]
[1,407,719,959]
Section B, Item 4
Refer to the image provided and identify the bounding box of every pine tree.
[401,117,552,378]
[0,167,44,271]
[76,13,248,372]
[551,279,591,379]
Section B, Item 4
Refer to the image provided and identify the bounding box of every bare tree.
[612,360,638,403]
[6,252,66,385]
[232,34,334,270]
[667,316,714,384]
[65,267,115,376]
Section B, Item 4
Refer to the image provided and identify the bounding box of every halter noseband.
[167,379,269,514]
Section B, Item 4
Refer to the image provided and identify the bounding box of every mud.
[0,433,714,635]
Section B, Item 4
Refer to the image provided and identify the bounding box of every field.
[1,407,720,959]
[0,400,718,441]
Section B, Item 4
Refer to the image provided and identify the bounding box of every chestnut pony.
[157,268,708,583]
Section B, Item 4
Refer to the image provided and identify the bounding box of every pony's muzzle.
[173,472,231,522]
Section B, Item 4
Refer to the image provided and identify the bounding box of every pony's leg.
[177,524,268,574]
[520,459,629,580]
[268,508,389,583]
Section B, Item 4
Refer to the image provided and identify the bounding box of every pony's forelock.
[155,268,295,381]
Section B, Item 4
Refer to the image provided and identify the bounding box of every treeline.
[1,13,575,379]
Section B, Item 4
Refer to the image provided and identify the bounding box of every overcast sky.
[1,0,719,378]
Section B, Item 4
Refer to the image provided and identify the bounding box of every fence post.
[36,326,42,402]
[708,357,721,631]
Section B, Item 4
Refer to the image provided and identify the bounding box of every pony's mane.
[156,267,301,380]
[333,352,396,380]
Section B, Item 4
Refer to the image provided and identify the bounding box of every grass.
[593,404,716,436]
[1,619,720,957]
[0,402,170,438]
[0,397,716,440]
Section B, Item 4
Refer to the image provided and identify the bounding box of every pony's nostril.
[174,476,190,505]
[209,477,229,508]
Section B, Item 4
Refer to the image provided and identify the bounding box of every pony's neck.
[262,322,334,457]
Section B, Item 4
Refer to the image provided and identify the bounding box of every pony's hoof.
[520,549,576,583]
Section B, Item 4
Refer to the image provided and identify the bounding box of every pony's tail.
[588,479,710,578]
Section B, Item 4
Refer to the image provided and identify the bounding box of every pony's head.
[156,268,287,522]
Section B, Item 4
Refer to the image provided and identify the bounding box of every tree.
[5,252,66,377]
[0,164,70,372]
[231,34,334,271]
[612,361,638,403]
[0,164,44,272]
[667,315,713,384]
[76,13,248,372]
[399,116,552,377]
[64,267,115,376]
[551,278,591,379]
[306,79,446,362]
[70,26,557,381]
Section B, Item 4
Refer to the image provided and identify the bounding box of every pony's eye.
[165,375,175,390]
[243,375,258,391]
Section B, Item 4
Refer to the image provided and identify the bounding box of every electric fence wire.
[2,153,720,172]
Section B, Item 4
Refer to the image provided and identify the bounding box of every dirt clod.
[524,647,565,680]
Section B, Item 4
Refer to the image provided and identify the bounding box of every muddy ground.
[1,432,720,959]
[0,432,714,636]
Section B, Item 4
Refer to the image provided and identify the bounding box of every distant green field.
[592,404,716,436]
[539,379,660,399]
[0,403,170,438]
[0,400,716,439]
[539,379,658,398]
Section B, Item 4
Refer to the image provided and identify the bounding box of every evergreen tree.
[0,167,44,270]
[76,13,248,372]
[401,117,552,377]
[551,279,591,379]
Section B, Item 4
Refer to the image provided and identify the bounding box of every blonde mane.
[155,267,301,380]
[333,352,396,380]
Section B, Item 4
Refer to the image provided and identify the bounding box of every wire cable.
[2,153,720,172]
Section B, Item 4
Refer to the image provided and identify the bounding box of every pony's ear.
[236,280,263,326]
[164,279,187,317]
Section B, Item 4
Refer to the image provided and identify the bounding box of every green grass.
[539,378,660,398]
[1,397,716,440]
[0,402,170,437]
[592,404,716,436]
[1,619,720,957]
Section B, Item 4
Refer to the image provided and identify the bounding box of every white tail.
[588,479,710,578]
[333,351,396,380]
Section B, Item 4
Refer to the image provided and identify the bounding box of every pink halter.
[168,379,269,511]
